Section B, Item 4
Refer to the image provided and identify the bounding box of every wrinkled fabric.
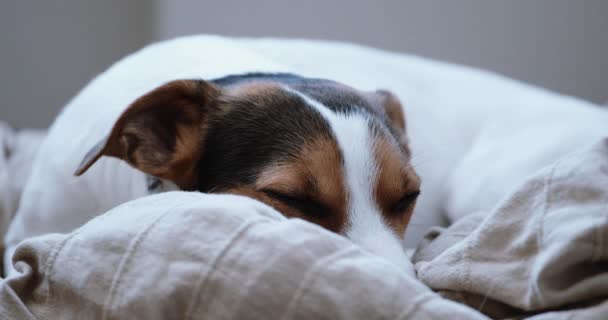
[0,192,486,320]
[414,138,608,319]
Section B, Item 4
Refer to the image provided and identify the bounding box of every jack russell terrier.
[74,72,420,267]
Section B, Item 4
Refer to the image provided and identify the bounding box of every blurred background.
[1,0,607,129]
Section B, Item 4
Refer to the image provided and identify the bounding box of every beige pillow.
[1,192,485,320]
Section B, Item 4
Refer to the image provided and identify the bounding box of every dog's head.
[76,73,420,267]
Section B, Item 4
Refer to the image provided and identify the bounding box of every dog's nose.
[349,231,415,277]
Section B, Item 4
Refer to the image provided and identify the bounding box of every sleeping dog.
[75,73,420,268]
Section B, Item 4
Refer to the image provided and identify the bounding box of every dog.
[74,72,420,268]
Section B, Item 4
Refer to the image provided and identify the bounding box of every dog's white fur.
[6,35,608,275]
[243,38,608,244]
[287,88,411,272]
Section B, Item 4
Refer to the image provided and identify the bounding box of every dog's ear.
[74,80,221,190]
[372,89,406,133]
[369,90,411,155]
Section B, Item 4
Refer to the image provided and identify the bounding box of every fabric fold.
[414,138,608,319]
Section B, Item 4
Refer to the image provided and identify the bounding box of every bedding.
[1,138,607,319]
[2,36,608,318]
[1,192,485,320]
[413,138,608,319]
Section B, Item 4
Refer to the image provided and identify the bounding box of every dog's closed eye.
[390,190,420,214]
[262,189,329,218]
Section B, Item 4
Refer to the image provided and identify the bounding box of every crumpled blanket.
[413,138,608,319]
[0,192,485,320]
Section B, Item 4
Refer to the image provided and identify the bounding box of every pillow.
[1,192,487,320]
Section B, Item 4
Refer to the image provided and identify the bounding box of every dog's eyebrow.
[302,170,321,196]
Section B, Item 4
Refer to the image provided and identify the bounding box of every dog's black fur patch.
[194,73,398,193]
[199,74,335,192]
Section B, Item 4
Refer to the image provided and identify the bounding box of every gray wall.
[1,1,606,128]
[0,1,154,129]
[156,0,608,103]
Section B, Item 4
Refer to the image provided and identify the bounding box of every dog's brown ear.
[370,90,411,155]
[74,80,221,190]
[373,90,406,133]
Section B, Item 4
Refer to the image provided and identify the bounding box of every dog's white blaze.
[286,88,410,271]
